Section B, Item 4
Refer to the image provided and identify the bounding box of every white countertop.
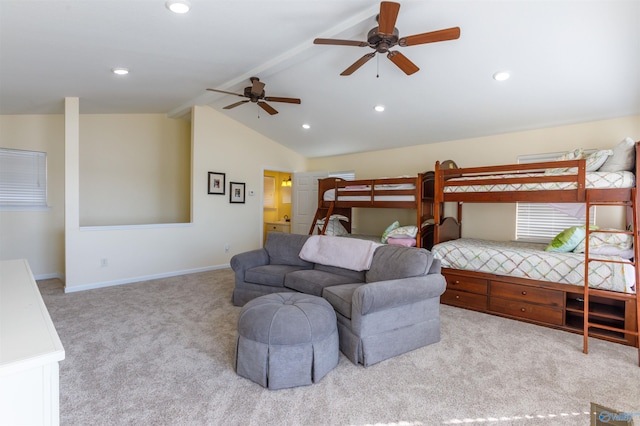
[0,259,65,376]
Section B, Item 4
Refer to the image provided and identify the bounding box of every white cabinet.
[0,259,65,426]
[264,221,291,243]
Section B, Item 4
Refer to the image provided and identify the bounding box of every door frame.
[261,166,294,247]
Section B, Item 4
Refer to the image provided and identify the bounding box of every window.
[515,151,594,242]
[0,148,48,210]
[329,170,355,180]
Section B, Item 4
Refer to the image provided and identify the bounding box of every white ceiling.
[1,0,639,158]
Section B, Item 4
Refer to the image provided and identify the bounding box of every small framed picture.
[208,172,225,195]
[229,182,245,204]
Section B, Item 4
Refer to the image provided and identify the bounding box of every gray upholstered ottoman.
[235,293,339,390]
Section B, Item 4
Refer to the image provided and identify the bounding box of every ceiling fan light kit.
[314,1,460,76]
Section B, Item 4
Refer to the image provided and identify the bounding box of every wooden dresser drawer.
[490,297,563,325]
[441,289,488,310]
[490,281,563,307]
[444,274,488,295]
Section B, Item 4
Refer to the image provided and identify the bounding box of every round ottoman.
[235,293,339,390]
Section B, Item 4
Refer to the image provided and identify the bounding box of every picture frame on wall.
[208,172,225,195]
[229,182,245,204]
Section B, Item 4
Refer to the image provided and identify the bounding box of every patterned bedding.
[443,171,635,193]
[432,238,636,294]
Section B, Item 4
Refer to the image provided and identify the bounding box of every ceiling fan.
[206,77,301,115]
[314,1,460,76]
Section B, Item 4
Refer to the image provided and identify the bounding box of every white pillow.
[584,149,612,171]
[573,229,633,257]
[598,137,636,172]
[387,225,418,239]
[316,215,349,236]
[544,148,584,175]
[381,221,400,243]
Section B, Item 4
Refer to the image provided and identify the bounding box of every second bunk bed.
[310,171,438,248]
[431,139,639,365]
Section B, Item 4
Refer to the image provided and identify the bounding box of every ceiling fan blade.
[257,102,278,115]
[223,100,250,110]
[399,27,461,47]
[251,80,265,96]
[206,88,245,97]
[340,52,376,76]
[387,50,419,75]
[313,38,369,47]
[264,96,301,104]
[378,1,400,34]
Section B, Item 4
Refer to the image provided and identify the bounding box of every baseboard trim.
[64,264,230,293]
[34,272,65,281]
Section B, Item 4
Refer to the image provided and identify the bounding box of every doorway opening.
[263,169,292,245]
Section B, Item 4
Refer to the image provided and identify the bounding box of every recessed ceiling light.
[493,71,510,81]
[374,105,385,112]
[111,67,129,75]
[302,124,311,130]
[165,0,191,13]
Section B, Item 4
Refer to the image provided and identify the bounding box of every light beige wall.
[64,106,308,290]
[309,115,640,240]
[79,114,191,226]
[0,115,65,277]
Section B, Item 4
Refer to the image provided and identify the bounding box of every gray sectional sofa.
[230,232,447,366]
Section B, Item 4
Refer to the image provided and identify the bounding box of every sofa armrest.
[230,249,270,280]
[429,258,442,275]
[352,274,446,316]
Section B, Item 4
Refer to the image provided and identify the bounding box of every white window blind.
[329,170,355,180]
[515,151,594,242]
[0,148,48,209]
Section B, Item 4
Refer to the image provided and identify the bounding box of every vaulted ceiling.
[1,0,638,158]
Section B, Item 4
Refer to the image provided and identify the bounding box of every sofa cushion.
[314,263,365,282]
[322,283,362,319]
[285,270,360,296]
[366,245,433,283]
[245,264,310,288]
[265,233,313,268]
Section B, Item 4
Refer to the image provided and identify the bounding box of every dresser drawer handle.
[453,280,460,285]
[455,295,460,299]
[520,307,526,312]
[521,291,527,295]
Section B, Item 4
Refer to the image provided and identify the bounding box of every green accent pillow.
[381,221,400,243]
[545,225,598,252]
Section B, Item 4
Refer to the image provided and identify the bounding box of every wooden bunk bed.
[310,172,437,248]
[432,141,640,365]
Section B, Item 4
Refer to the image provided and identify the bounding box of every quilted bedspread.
[444,171,635,193]
[432,238,635,293]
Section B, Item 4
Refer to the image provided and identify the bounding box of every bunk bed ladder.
[308,203,335,235]
[583,190,640,366]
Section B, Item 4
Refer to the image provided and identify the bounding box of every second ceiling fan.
[207,77,301,115]
[314,1,460,76]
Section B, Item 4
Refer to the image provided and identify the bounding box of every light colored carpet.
[38,269,640,426]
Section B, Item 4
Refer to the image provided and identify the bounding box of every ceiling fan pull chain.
[376,54,380,78]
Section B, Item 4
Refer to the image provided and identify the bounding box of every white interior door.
[291,171,327,235]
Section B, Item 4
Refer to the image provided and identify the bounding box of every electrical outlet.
[100,258,108,267]
[224,243,230,253]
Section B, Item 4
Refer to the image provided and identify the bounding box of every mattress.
[432,238,636,294]
[443,171,635,193]
[323,182,416,202]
